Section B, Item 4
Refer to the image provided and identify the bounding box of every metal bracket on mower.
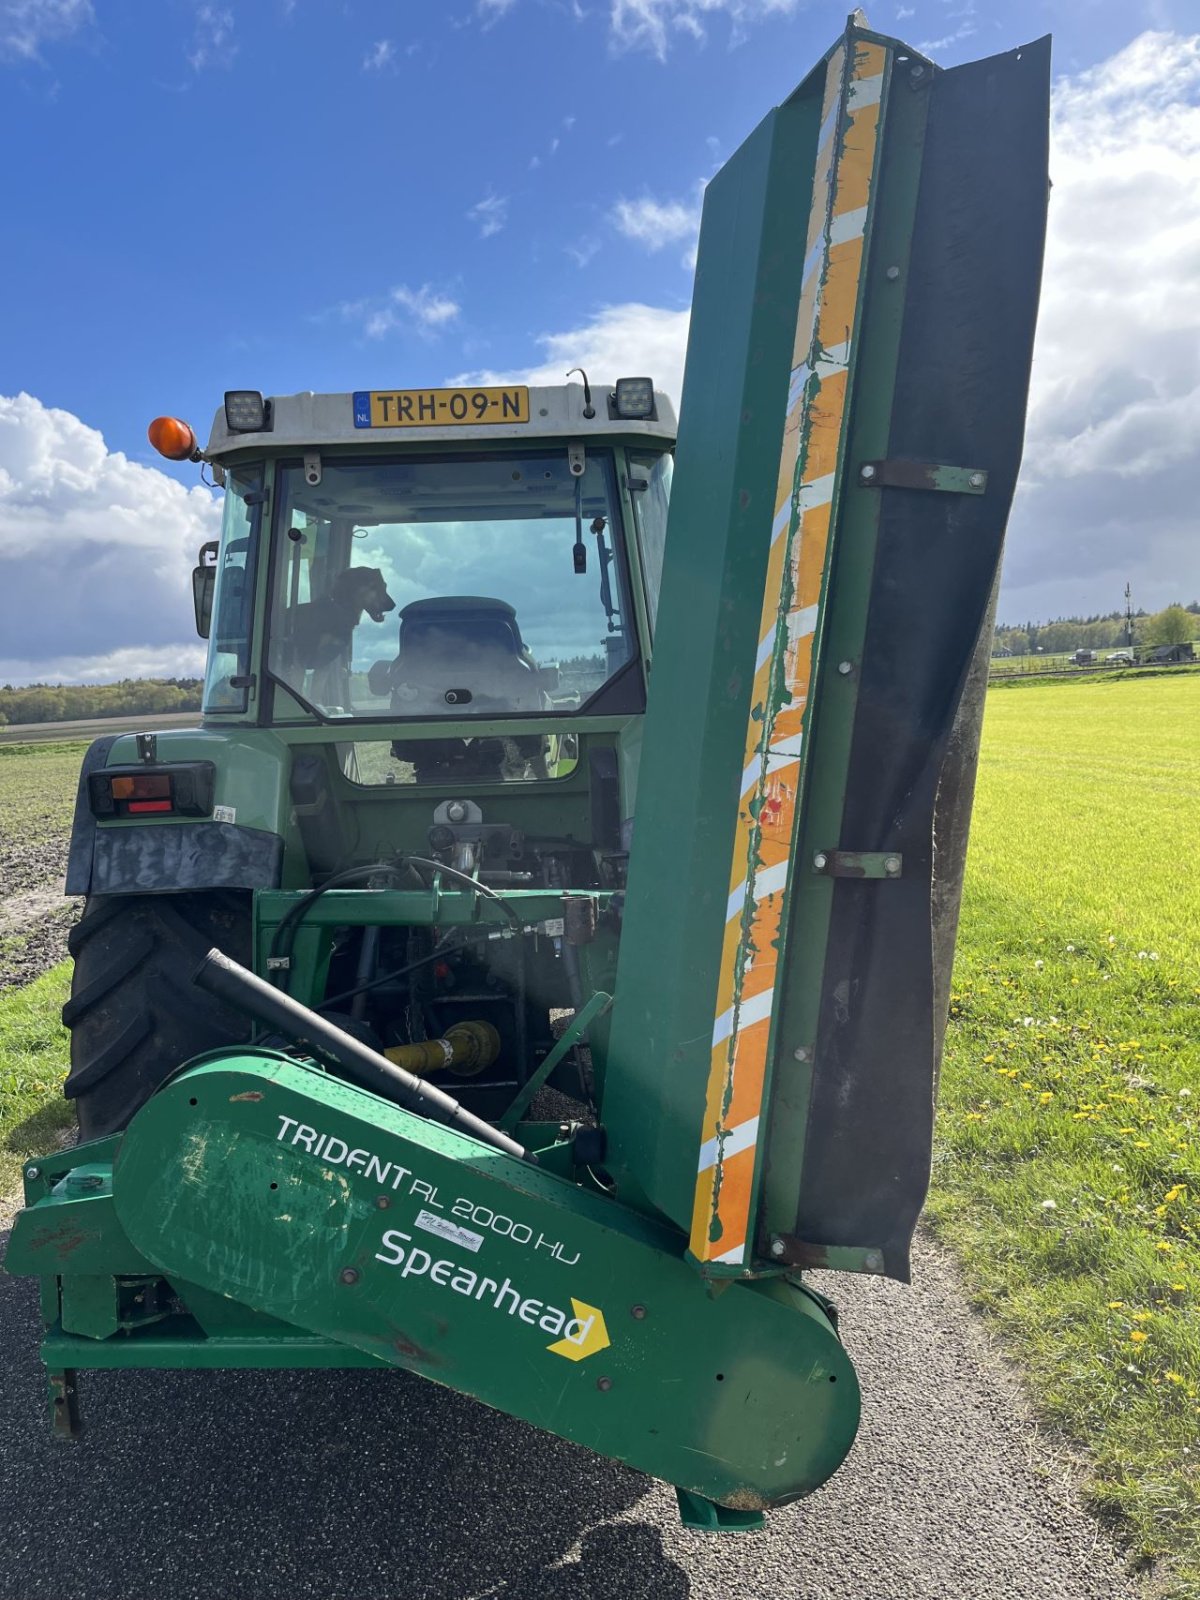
[857,459,988,494]
[811,850,902,879]
[498,990,612,1132]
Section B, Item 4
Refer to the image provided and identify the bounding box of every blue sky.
[2,0,1199,681]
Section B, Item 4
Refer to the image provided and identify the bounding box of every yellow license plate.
[352,386,530,429]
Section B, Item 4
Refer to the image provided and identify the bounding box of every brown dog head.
[332,565,396,624]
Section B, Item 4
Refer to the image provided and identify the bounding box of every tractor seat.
[396,597,534,678]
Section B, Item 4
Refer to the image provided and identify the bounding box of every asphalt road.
[0,1218,1144,1600]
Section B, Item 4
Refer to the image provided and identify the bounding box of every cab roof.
[205,383,677,458]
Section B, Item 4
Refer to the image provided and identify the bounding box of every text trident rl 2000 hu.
[5,19,1049,1529]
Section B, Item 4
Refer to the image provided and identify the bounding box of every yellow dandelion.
[1039,1092,1054,1104]
[1129,1330,1149,1343]
[1107,1301,1125,1309]
[1135,1140,1151,1149]
[1156,1242,1174,1253]
[1132,1311,1153,1322]
[1165,1372,1185,1385]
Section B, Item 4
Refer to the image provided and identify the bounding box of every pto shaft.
[385,1020,500,1078]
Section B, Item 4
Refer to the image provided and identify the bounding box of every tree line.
[994,603,1198,657]
[0,679,203,728]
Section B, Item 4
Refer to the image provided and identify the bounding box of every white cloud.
[0,0,91,61]
[0,644,208,686]
[611,187,704,269]
[609,0,797,59]
[393,284,460,329]
[468,193,509,239]
[611,193,701,252]
[362,38,394,71]
[565,237,602,269]
[1000,30,1200,619]
[463,0,794,55]
[187,4,235,71]
[0,394,219,685]
[917,20,976,56]
[450,302,691,406]
[896,5,914,17]
[347,283,461,340]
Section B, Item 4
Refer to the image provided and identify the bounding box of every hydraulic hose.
[191,948,534,1164]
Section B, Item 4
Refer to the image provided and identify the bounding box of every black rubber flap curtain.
[792,39,1051,1279]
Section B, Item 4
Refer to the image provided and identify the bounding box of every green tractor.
[65,374,672,1140]
[7,19,1051,1529]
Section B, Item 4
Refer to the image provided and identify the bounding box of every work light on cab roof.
[223,390,271,433]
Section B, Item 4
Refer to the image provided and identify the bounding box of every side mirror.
[539,663,560,692]
[192,541,218,639]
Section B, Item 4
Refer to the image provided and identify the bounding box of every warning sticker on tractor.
[414,1209,483,1253]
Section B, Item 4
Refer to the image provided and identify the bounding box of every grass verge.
[932,673,1200,1597]
[0,961,73,1199]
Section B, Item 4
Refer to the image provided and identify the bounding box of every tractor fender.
[65,734,284,897]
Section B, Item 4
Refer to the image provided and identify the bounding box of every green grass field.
[0,685,1197,1586]
[0,740,88,844]
[0,741,87,990]
[0,966,73,1197]
[930,672,1200,1595]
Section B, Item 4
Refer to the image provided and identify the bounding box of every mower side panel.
[603,24,1050,1279]
[94,1052,860,1510]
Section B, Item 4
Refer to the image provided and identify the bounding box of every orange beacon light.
[147,416,200,461]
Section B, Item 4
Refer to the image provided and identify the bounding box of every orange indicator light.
[110,775,172,801]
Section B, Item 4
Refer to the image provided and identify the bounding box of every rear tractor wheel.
[63,892,252,1139]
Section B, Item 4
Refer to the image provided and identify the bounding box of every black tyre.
[63,892,252,1139]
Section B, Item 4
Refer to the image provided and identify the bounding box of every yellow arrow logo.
[547,1298,610,1361]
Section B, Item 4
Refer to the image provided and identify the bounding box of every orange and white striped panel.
[689,33,888,1269]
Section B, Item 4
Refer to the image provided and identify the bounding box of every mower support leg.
[675,1490,764,1534]
[48,1369,82,1440]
